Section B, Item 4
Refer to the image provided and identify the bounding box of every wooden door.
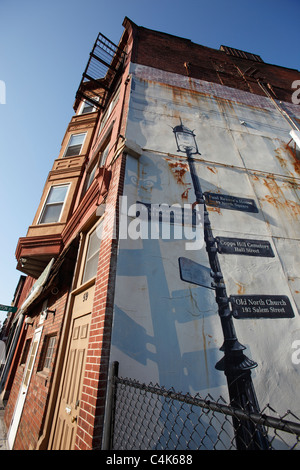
[50,283,94,450]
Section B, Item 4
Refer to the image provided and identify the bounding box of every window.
[38,184,69,224]
[79,98,98,115]
[64,133,86,157]
[99,142,110,167]
[20,339,31,365]
[38,335,56,372]
[85,160,98,192]
[98,86,120,135]
[82,222,103,284]
[24,340,39,386]
[80,100,95,115]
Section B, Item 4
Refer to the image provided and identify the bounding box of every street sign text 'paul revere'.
[204,192,259,213]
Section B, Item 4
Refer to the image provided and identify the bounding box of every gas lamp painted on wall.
[172,120,200,156]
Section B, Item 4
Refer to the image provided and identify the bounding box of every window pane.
[99,143,110,166]
[64,134,85,157]
[39,185,69,224]
[69,134,85,146]
[20,339,31,365]
[44,336,56,369]
[47,185,68,204]
[64,145,82,157]
[24,341,38,386]
[86,228,100,260]
[40,204,63,224]
[86,163,97,190]
[82,253,99,284]
[82,223,102,284]
[81,101,94,114]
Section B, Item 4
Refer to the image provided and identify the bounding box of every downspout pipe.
[0,312,24,396]
[257,81,300,131]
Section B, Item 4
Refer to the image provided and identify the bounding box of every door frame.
[7,326,43,449]
[48,283,95,449]
[50,309,92,449]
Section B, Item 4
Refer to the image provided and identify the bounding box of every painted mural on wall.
[110,64,300,421]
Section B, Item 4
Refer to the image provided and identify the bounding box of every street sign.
[0,304,17,313]
[230,295,294,319]
[178,257,214,289]
[216,237,275,257]
[204,192,259,213]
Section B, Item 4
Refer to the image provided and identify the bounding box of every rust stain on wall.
[274,143,300,176]
[207,206,222,215]
[181,188,189,199]
[170,82,211,104]
[171,85,193,106]
[262,178,300,217]
[274,148,289,172]
[167,160,189,185]
[284,143,300,175]
[235,281,246,295]
[206,166,217,174]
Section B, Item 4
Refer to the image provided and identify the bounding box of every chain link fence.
[103,363,300,451]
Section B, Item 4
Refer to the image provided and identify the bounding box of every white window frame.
[81,220,103,285]
[38,183,70,225]
[63,133,87,157]
[38,334,56,372]
[99,142,110,167]
[84,159,98,193]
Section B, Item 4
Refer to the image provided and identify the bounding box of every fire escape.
[75,32,126,111]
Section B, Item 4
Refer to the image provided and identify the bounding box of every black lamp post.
[172,120,269,450]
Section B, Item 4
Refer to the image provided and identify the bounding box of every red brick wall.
[130,24,300,103]
[74,151,126,450]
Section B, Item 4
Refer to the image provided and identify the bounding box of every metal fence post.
[102,361,119,450]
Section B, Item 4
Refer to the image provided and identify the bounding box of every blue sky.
[0,0,299,324]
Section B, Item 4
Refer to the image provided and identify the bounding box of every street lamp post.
[172,120,269,450]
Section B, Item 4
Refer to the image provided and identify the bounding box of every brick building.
[1,17,300,450]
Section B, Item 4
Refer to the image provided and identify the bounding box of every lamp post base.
[226,369,270,450]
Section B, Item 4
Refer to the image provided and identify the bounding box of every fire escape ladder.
[76,32,126,110]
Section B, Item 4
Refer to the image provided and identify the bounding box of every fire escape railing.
[76,32,126,110]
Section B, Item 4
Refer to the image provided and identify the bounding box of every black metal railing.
[76,32,126,110]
